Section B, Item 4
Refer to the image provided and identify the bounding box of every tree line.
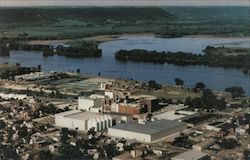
[0,66,40,80]
[115,48,250,70]
[0,39,102,58]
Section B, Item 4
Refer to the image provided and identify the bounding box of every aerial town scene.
[0,0,249,160]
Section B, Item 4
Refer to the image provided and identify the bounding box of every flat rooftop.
[172,150,209,160]
[110,119,186,135]
[154,111,186,120]
[56,110,104,121]
[184,114,216,124]
[154,110,198,121]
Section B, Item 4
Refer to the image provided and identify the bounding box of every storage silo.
[107,116,113,127]
[96,118,102,131]
[103,116,109,129]
[87,119,98,131]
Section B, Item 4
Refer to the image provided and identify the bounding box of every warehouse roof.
[154,111,186,120]
[110,119,186,135]
[172,150,209,160]
[55,110,105,121]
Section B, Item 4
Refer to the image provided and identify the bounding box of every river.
[0,35,249,94]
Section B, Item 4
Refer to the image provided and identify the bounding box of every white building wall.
[205,125,221,132]
[151,123,187,142]
[55,115,87,131]
[0,93,27,100]
[105,91,114,99]
[55,111,113,132]
[108,128,151,143]
[90,107,101,113]
[87,119,98,131]
[78,98,95,111]
[111,103,119,112]
[90,94,105,99]
[235,127,246,135]
[108,122,187,143]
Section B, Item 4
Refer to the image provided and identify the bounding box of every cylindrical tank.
[88,119,97,131]
[107,116,112,127]
[101,117,107,129]
[103,116,109,129]
[96,118,101,131]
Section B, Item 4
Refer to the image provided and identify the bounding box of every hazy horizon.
[0,0,249,7]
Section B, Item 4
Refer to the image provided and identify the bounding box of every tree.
[18,125,28,138]
[148,80,162,90]
[0,145,19,160]
[225,86,245,98]
[39,150,53,160]
[217,138,240,149]
[60,128,69,145]
[38,65,41,71]
[172,134,193,148]
[76,69,80,74]
[87,127,96,137]
[0,120,6,130]
[187,89,226,111]
[175,78,184,86]
[195,82,206,91]
[185,97,192,106]
[58,144,83,160]
[244,150,250,160]
[104,143,120,159]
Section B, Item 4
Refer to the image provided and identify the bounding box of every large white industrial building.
[108,119,187,143]
[55,110,113,132]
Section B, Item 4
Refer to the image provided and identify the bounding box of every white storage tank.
[103,116,109,129]
[107,116,113,127]
[99,118,104,130]
[87,119,98,131]
[96,119,102,131]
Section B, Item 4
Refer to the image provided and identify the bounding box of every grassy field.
[0,6,249,39]
[0,64,17,70]
[132,87,201,100]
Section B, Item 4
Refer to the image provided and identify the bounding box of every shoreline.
[187,35,250,39]
[26,33,250,46]
[26,33,157,46]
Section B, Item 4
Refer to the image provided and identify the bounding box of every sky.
[0,0,249,7]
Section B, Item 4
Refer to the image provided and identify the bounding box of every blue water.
[0,35,249,95]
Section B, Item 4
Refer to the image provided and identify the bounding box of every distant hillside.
[164,6,249,22]
[0,6,248,38]
[0,7,175,24]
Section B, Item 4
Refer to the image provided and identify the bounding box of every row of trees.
[186,88,227,111]
[115,49,250,70]
[225,86,245,99]
[52,127,121,159]
[0,39,102,58]
[145,77,245,100]
[174,77,245,99]
[0,66,40,80]
[43,45,102,58]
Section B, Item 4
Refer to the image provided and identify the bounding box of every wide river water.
[0,35,250,95]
